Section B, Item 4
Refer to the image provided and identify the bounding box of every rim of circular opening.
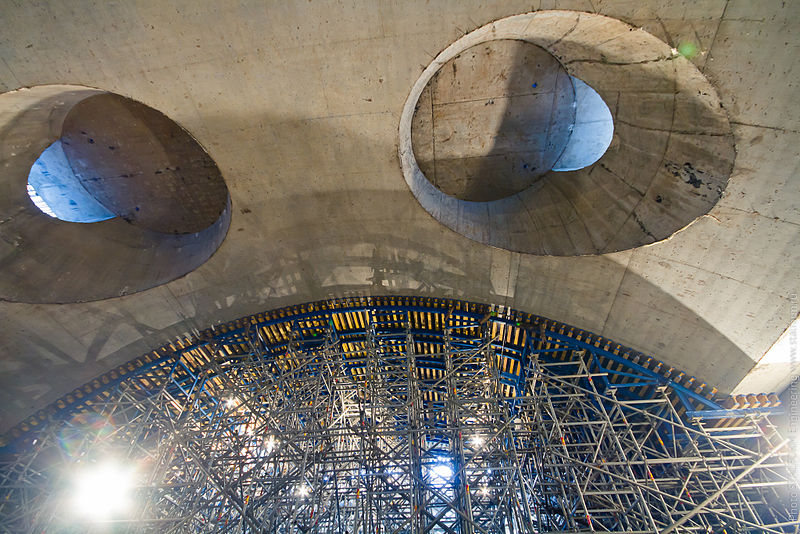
[399,20,582,210]
[398,11,735,257]
[0,84,233,303]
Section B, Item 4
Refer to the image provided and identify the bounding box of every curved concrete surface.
[412,40,576,201]
[0,86,230,304]
[62,93,229,235]
[0,2,798,434]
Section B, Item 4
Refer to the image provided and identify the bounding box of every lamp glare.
[72,461,134,520]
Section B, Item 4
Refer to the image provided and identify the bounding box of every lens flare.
[58,413,115,459]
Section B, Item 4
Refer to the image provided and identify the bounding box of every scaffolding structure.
[0,297,797,533]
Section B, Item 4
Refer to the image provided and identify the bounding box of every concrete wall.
[0,0,798,432]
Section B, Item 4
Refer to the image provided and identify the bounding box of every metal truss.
[0,298,797,532]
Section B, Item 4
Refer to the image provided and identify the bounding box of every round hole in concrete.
[411,39,577,202]
[399,11,735,255]
[24,93,229,233]
[0,85,231,303]
[60,93,229,234]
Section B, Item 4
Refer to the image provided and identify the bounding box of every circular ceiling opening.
[26,140,115,223]
[60,93,229,234]
[25,93,229,233]
[0,85,231,303]
[411,39,614,203]
[411,39,577,202]
[399,11,735,256]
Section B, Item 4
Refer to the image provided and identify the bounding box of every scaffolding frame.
[0,298,797,532]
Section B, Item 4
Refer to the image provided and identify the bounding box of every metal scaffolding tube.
[0,302,797,533]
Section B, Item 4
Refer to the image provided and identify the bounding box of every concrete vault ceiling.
[0,0,798,435]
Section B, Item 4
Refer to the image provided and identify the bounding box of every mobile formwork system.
[0,296,797,532]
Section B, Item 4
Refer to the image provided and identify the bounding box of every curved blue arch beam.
[552,77,614,172]
[26,140,115,223]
